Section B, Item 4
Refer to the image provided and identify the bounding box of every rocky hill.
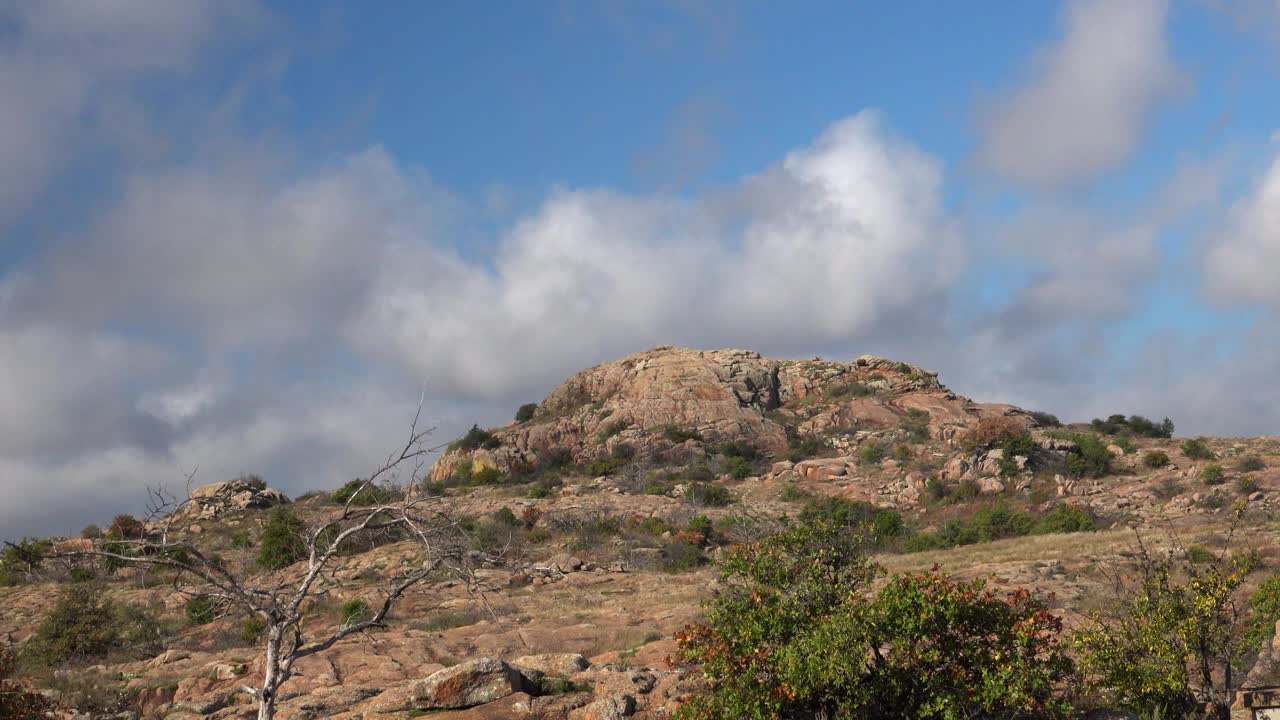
[4,345,1280,719]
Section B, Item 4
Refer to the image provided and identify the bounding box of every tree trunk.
[258,623,283,720]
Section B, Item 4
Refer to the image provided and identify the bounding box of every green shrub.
[1201,464,1226,486]
[449,424,500,452]
[1247,575,1280,651]
[611,442,636,460]
[239,616,266,645]
[1143,450,1169,468]
[1068,434,1113,478]
[470,466,504,485]
[257,505,307,569]
[780,482,811,502]
[1181,437,1216,460]
[185,596,216,626]
[331,479,401,506]
[675,518,1072,719]
[662,539,706,572]
[826,381,875,399]
[900,408,931,443]
[1113,437,1137,455]
[0,538,48,585]
[229,530,254,549]
[1034,504,1095,535]
[538,446,573,471]
[1238,456,1267,473]
[1153,477,1184,500]
[798,496,905,545]
[1090,414,1174,438]
[1074,535,1249,715]
[952,477,981,502]
[1185,545,1214,564]
[1029,410,1061,427]
[686,482,733,507]
[0,647,56,716]
[515,403,538,423]
[22,585,126,665]
[1237,475,1260,495]
[107,514,145,540]
[526,483,556,499]
[80,525,102,540]
[857,440,886,465]
[787,434,825,462]
[340,599,372,626]
[663,425,703,443]
[492,507,519,527]
[925,476,949,502]
[721,455,753,479]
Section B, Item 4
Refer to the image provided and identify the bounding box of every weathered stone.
[511,653,590,677]
[413,657,527,709]
[570,693,636,720]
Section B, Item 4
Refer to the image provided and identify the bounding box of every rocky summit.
[4,345,1280,719]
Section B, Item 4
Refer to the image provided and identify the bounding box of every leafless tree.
[55,400,493,720]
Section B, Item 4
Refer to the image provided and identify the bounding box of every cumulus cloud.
[0,0,260,226]
[976,0,1183,188]
[1203,149,1280,306]
[357,111,962,400]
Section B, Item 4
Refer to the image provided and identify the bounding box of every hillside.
[4,345,1280,719]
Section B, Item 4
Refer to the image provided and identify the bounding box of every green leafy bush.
[0,538,48,585]
[826,381,875,399]
[857,440,886,465]
[515,403,538,423]
[1068,434,1113,478]
[0,645,56,718]
[1201,464,1226,486]
[720,455,753,479]
[107,514,145,540]
[674,518,1072,719]
[798,496,905,545]
[331,479,401,506]
[1181,437,1216,460]
[1237,475,1259,495]
[1237,456,1267,473]
[1033,504,1095,535]
[340,599,372,626]
[470,466,504,485]
[257,505,307,569]
[1090,414,1174,438]
[901,408,931,443]
[596,420,628,443]
[185,596,216,626]
[663,425,703,443]
[449,424,500,452]
[1029,410,1061,427]
[239,616,266,645]
[80,524,102,540]
[1143,450,1169,468]
[22,585,167,666]
[1113,436,1137,455]
[686,482,733,507]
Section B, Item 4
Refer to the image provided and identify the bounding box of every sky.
[2,0,1280,539]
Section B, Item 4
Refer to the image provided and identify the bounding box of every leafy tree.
[1068,434,1113,478]
[22,584,122,665]
[1074,519,1253,716]
[257,505,307,569]
[515,403,538,422]
[331,478,401,506]
[675,518,1072,719]
[1182,438,1217,460]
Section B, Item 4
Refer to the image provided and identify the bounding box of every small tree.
[58,401,491,720]
[1074,510,1254,717]
[675,517,1072,719]
[0,645,55,720]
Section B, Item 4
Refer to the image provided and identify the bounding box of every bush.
[80,524,102,540]
[675,518,1072,719]
[107,514,145,540]
[857,440,886,465]
[662,539,706,572]
[1142,450,1169,468]
[1181,437,1216,460]
[515,403,538,423]
[663,425,703,443]
[798,496,905,545]
[0,646,56,719]
[22,585,120,665]
[1185,545,1215,564]
[1238,456,1267,473]
[449,424,500,452]
[1201,464,1226,486]
[1034,504,1095,535]
[786,433,825,462]
[596,420,628,443]
[236,473,267,491]
[1113,436,1137,455]
[1074,529,1250,715]
[964,416,1028,451]
[239,616,266,645]
[229,530,254,549]
[471,466,504,485]
[1090,414,1174,438]
[686,482,733,507]
[331,478,401,506]
[780,482,811,502]
[537,446,573,471]
[1029,410,1061,427]
[826,381,875,399]
[257,505,307,569]
[720,455,753,479]
[1153,477,1184,500]
[340,599,372,626]
[900,408,931,443]
[1068,434,1113,478]
[1237,474,1259,495]
[185,596,216,626]
[0,538,48,585]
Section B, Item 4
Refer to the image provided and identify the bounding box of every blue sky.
[2,0,1280,539]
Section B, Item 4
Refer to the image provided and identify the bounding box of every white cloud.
[0,0,261,226]
[976,0,1183,188]
[1203,150,1280,306]
[357,111,962,399]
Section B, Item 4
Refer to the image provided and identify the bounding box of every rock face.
[184,478,290,519]
[432,346,1019,482]
[413,657,529,710]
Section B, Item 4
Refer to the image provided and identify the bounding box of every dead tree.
[58,400,491,720]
